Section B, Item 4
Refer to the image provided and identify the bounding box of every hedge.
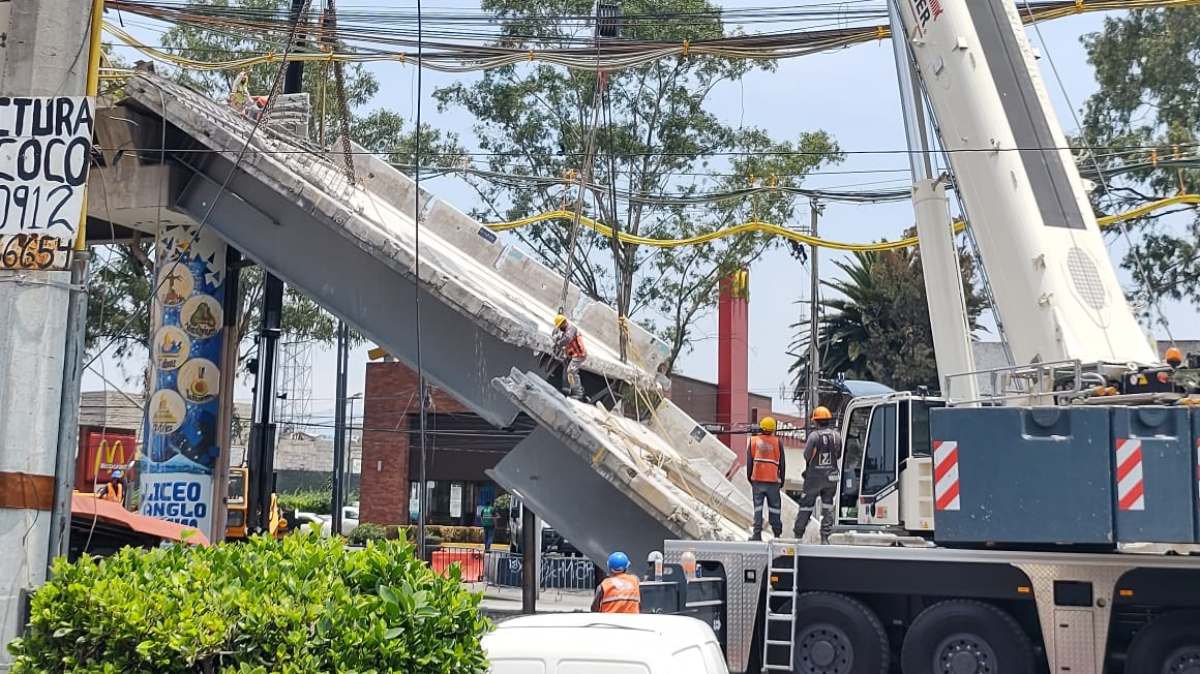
[348,525,485,547]
[7,533,490,673]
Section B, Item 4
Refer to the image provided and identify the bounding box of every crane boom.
[894,0,1156,367]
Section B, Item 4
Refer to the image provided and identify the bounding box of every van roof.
[484,613,718,663]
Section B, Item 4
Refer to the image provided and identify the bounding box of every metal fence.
[435,545,596,592]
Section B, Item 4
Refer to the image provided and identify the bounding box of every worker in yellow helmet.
[793,406,841,543]
[746,416,786,541]
[552,314,587,400]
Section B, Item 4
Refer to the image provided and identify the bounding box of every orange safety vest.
[748,435,782,484]
[598,573,641,614]
[101,482,124,505]
[559,325,587,360]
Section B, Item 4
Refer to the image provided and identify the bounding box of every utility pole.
[0,0,99,663]
[807,199,823,415]
[331,321,348,535]
[248,0,307,532]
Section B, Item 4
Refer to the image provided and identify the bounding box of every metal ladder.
[761,540,800,672]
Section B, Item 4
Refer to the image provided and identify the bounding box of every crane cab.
[832,392,943,534]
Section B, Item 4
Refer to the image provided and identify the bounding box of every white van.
[483,613,729,674]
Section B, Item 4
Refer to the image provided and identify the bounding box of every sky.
[84,3,1198,427]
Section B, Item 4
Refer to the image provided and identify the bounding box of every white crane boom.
[893,0,1157,368]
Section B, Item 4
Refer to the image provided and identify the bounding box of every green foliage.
[87,0,463,372]
[435,0,841,371]
[789,238,984,396]
[348,522,390,545]
[1080,8,1200,319]
[277,488,332,515]
[7,533,489,673]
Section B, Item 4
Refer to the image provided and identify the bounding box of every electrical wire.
[485,194,1200,252]
[101,0,1200,74]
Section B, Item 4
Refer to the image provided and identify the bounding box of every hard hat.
[759,417,777,433]
[110,470,123,480]
[811,406,832,422]
[553,313,567,328]
[1165,346,1184,366]
[607,551,630,572]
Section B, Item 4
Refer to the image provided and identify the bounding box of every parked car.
[483,613,729,674]
[289,506,359,538]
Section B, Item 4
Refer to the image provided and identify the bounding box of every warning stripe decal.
[1115,438,1146,512]
[932,440,960,511]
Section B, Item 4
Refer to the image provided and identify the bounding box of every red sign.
[76,429,136,491]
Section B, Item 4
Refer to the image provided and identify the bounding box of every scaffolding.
[275,338,314,436]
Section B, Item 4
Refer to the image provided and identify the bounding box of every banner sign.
[141,224,227,535]
[0,96,94,271]
[75,430,137,492]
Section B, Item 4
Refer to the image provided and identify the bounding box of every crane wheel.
[791,592,889,674]
[900,599,1034,674]
[1125,610,1200,674]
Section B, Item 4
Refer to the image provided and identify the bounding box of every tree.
[788,235,984,397]
[87,0,462,377]
[1080,8,1200,322]
[435,0,842,372]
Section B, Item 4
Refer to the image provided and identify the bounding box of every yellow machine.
[224,466,286,540]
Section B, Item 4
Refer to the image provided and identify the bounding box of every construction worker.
[479,501,496,552]
[552,314,586,400]
[793,406,841,543]
[747,417,786,541]
[97,470,125,506]
[591,551,641,614]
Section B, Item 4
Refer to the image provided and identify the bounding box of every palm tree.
[788,243,984,403]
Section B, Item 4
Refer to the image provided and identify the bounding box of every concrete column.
[716,270,749,449]
[0,0,93,665]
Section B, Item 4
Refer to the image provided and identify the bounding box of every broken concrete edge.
[648,398,800,527]
[119,74,660,391]
[492,369,747,543]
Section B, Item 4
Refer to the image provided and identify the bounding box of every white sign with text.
[0,96,94,270]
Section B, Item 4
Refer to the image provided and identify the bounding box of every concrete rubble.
[91,71,800,562]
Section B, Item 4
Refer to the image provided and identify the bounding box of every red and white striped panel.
[1115,437,1145,512]
[932,440,960,511]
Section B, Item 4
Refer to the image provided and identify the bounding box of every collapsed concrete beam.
[109,72,665,425]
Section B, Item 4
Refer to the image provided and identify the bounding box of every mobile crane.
[641,2,1200,673]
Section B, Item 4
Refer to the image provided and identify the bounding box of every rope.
[486,194,1200,252]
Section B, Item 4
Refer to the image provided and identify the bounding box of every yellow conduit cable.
[486,195,1200,252]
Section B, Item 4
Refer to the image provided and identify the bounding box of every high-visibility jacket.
[596,573,641,614]
[100,482,124,505]
[555,323,587,360]
[748,434,783,484]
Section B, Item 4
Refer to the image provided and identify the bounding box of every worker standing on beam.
[793,406,841,544]
[747,417,786,541]
[552,314,587,400]
[591,551,641,614]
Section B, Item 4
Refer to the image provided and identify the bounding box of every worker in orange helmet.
[793,406,842,543]
[747,416,786,541]
[591,551,641,613]
[1165,346,1184,369]
[552,314,587,400]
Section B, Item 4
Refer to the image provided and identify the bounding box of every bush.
[348,522,389,546]
[7,533,490,673]
[277,489,332,515]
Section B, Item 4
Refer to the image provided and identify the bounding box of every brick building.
[360,361,799,525]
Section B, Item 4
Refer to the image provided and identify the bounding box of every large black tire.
[1125,610,1200,674]
[791,592,890,674]
[900,600,1034,674]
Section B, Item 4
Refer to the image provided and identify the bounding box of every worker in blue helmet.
[591,551,641,613]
